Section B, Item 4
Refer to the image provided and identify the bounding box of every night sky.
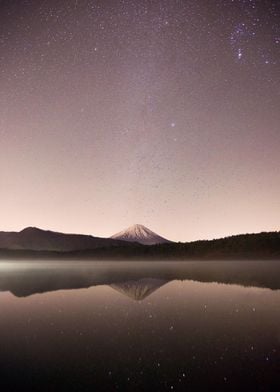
[0,0,279,241]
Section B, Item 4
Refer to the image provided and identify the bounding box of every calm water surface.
[0,260,279,391]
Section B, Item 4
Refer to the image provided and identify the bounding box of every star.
[238,48,242,60]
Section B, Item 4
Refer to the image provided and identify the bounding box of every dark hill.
[0,227,134,252]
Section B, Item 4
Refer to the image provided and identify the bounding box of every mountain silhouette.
[0,227,279,260]
[0,226,132,252]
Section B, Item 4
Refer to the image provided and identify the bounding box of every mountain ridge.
[0,226,135,252]
[0,227,279,260]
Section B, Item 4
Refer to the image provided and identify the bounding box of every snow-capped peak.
[110,224,170,245]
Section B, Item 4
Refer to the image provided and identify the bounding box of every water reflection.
[0,260,280,297]
[110,279,168,301]
[0,261,279,391]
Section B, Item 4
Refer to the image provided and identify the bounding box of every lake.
[0,260,279,391]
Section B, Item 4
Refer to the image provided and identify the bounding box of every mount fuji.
[111,224,171,245]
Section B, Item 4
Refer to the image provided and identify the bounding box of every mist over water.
[0,260,279,391]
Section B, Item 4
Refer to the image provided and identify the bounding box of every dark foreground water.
[0,260,279,391]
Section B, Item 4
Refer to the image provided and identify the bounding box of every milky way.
[0,0,279,241]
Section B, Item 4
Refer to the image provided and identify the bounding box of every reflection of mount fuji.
[110,278,168,301]
[0,261,280,298]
